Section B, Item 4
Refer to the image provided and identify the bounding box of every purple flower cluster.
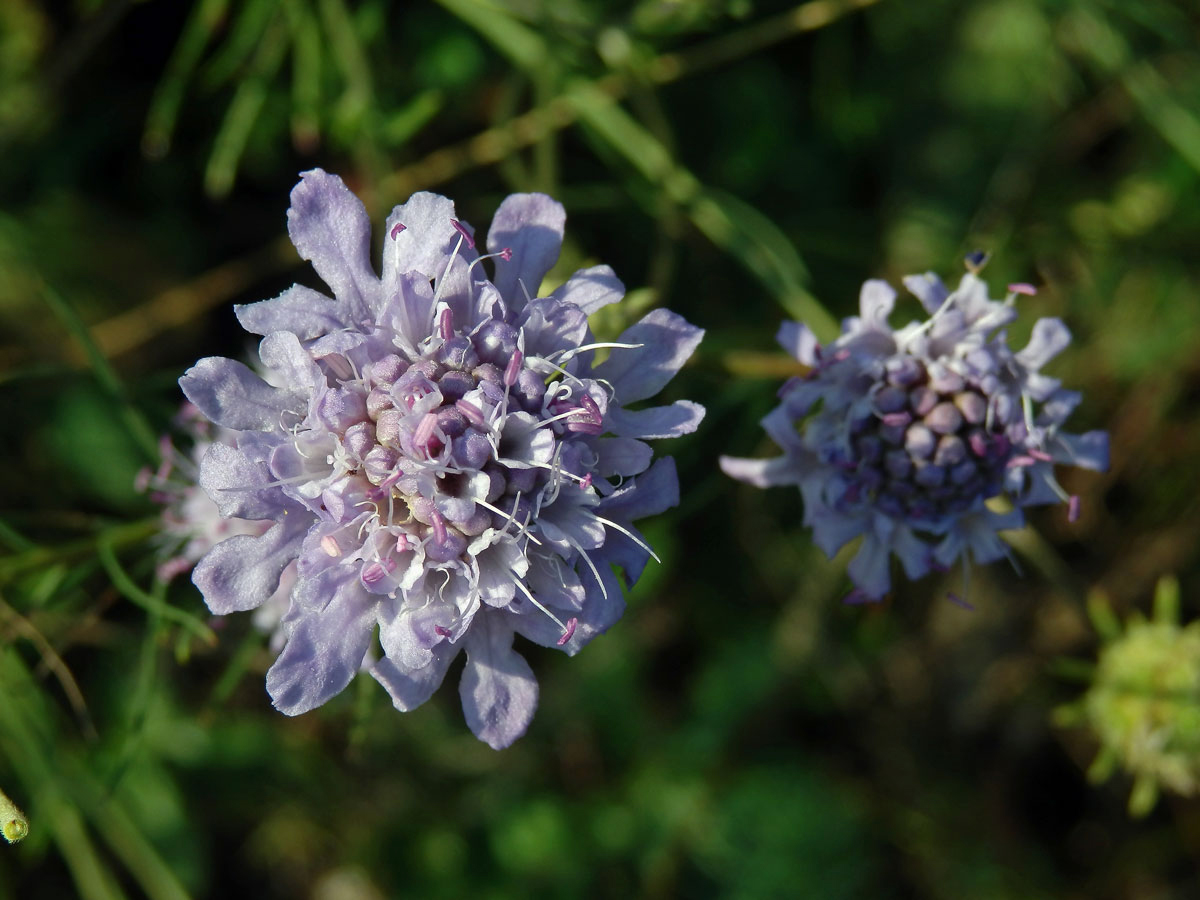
[181,170,703,747]
[721,256,1108,602]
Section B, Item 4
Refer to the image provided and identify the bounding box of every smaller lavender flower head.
[138,405,295,641]
[721,256,1108,602]
[180,170,704,747]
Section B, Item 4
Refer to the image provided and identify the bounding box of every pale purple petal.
[858,279,896,327]
[777,321,820,366]
[593,309,704,404]
[198,440,296,520]
[1052,429,1109,472]
[903,272,949,314]
[549,265,623,314]
[598,457,679,522]
[179,358,290,432]
[266,573,375,715]
[486,193,566,309]
[382,191,465,284]
[593,437,653,479]
[235,284,347,339]
[287,169,378,322]
[517,297,589,360]
[193,517,306,614]
[370,644,460,712]
[719,454,800,488]
[459,613,538,749]
[1017,318,1072,370]
[605,401,705,440]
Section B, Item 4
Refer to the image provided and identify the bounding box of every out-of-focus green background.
[1,0,1198,897]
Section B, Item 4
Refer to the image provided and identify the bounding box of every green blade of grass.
[39,281,160,463]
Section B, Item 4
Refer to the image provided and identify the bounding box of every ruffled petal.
[1053,429,1109,472]
[235,284,346,339]
[179,357,291,432]
[549,265,623,314]
[719,454,800,488]
[858,279,896,327]
[370,644,461,712]
[266,572,376,715]
[486,193,566,310]
[198,440,295,520]
[459,613,539,749]
[776,321,821,366]
[902,272,949,314]
[1017,318,1072,370]
[605,401,705,440]
[287,169,378,322]
[597,457,678,522]
[193,516,306,614]
[593,309,704,404]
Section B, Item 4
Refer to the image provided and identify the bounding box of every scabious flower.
[1056,577,1200,816]
[720,254,1107,602]
[179,170,704,747]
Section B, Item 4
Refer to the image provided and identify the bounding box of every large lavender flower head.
[180,170,703,748]
[721,255,1107,602]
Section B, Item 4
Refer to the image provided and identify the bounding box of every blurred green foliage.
[2,0,1200,897]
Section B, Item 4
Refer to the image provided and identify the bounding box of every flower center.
[838,358,1013,521]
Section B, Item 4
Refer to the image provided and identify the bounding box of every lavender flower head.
[180,170,704,747]
[720,255,1107,602]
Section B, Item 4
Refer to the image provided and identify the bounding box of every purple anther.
[499,247,513,261]
[367,469,402,502]
[1006,454,1036,468]
[1007,282,1037,296]
[431,508,447,545]
[134,466,153,493]
[450,219,475,249]
[881,411,912,428]
[455,398,486,428]
[503,349,523,387]
[321,535,341,557]
[556,617,579,646]
[396,533,410,553]
[362,559,397,584]
[1068,494,1081,523]
[567,394,604,435]
[439,308,454,340]
[435,625,453,638]
[947,592,975,611]
[413,412,440,455]
[1028,448,1053,462]
[390,222,406,239]
[580,473,592,491]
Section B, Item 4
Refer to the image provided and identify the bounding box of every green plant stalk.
[39,282,160,463]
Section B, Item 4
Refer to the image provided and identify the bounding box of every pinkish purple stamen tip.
[1007,282,1037,296]
[435,625,453,638]
[503,349,522,387]
[579,473,592,491]
[450,219,475,249]
[556,617,578,645]
[1068,494,1081,523]
[431,508,447,545]
[390,222,407,239]
[439,308,454,340]
[499,247,513,261]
